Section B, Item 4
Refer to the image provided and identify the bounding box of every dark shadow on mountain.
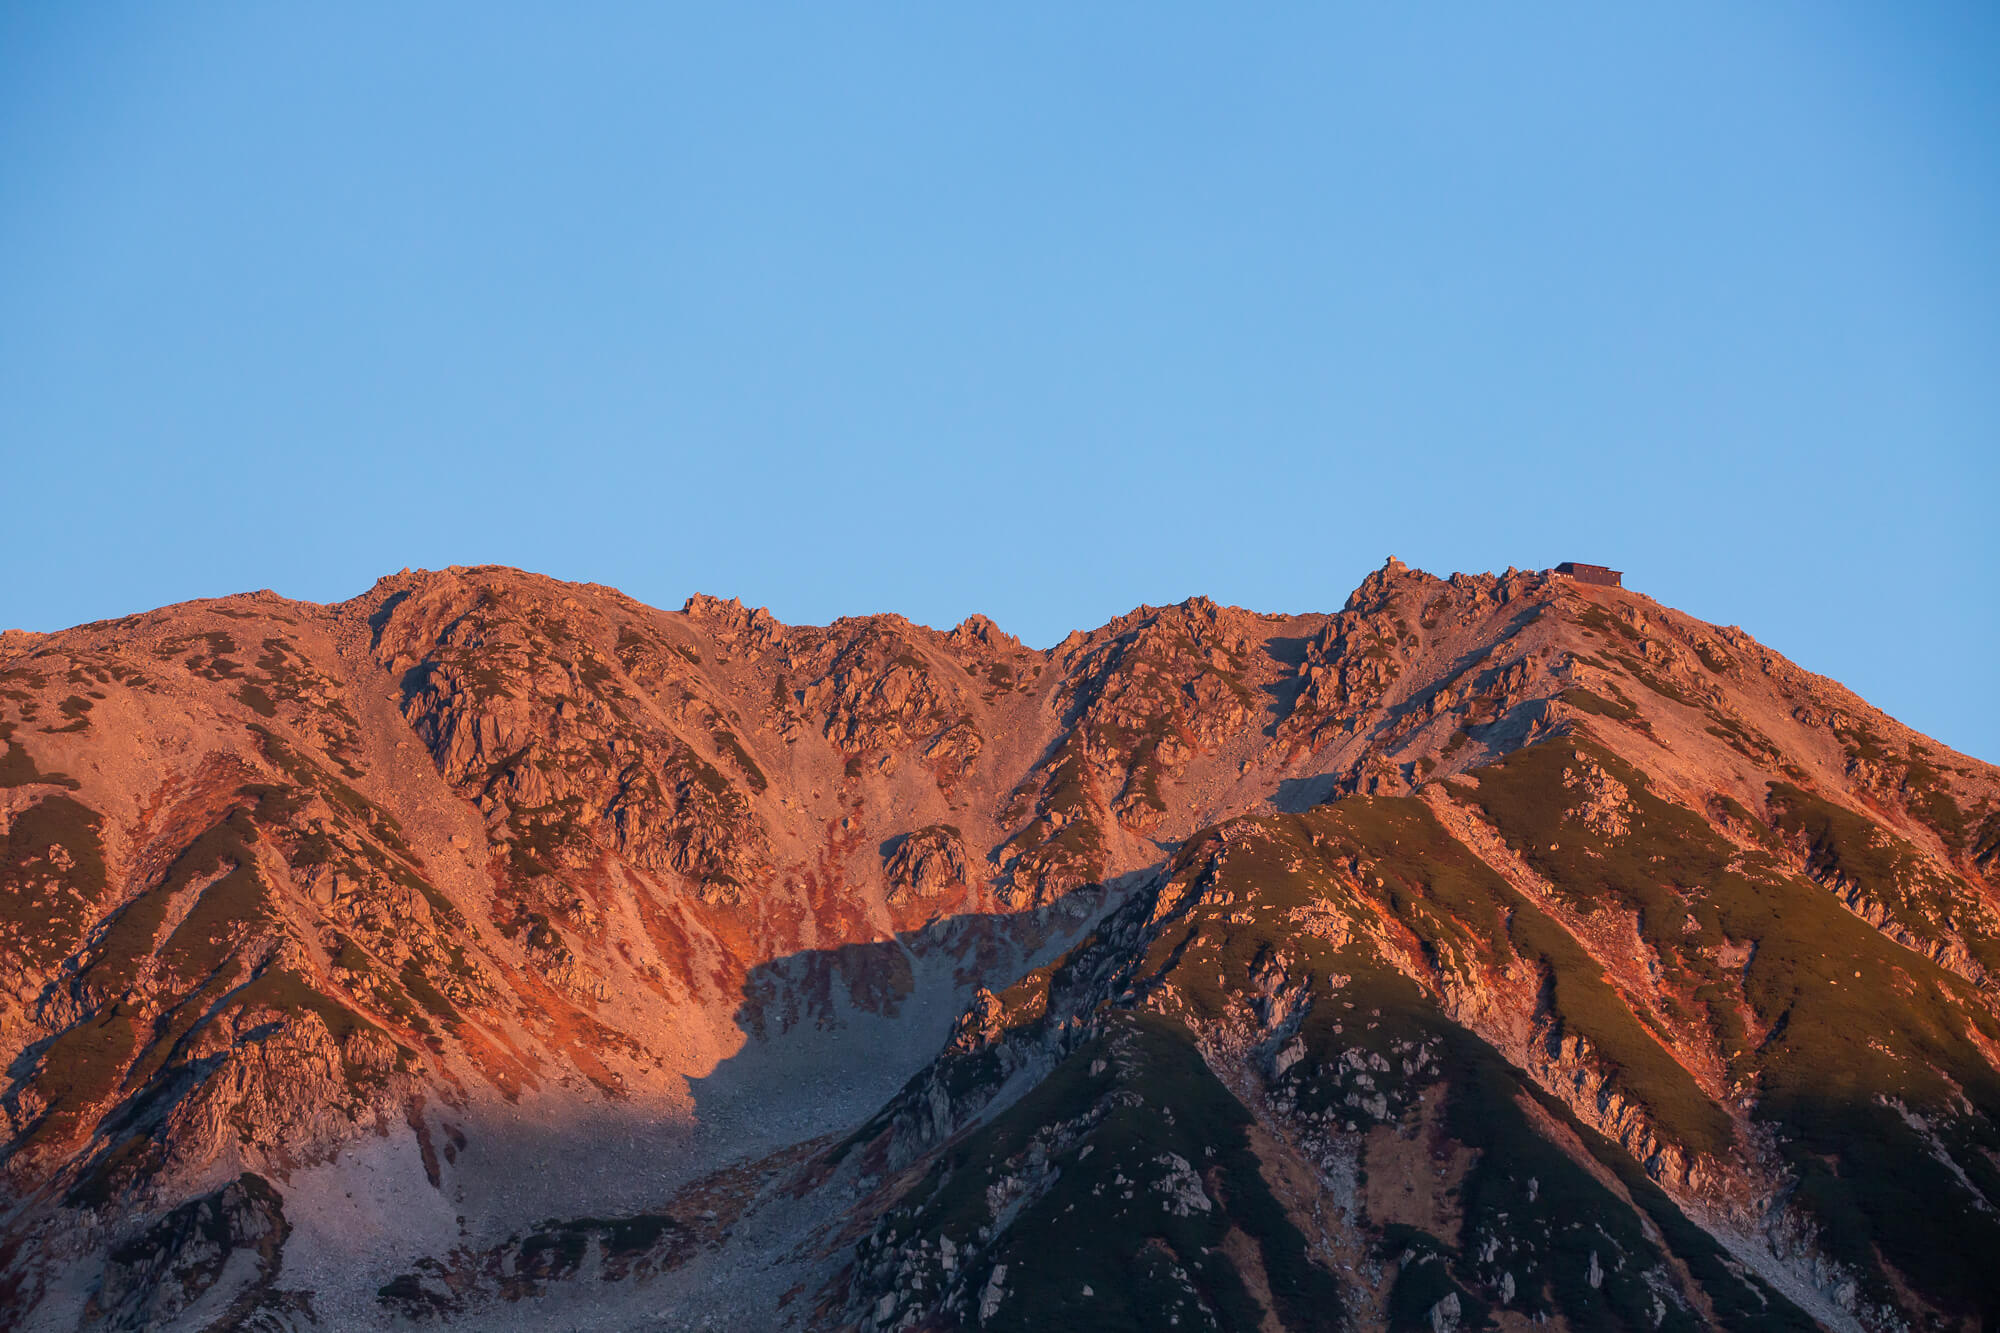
[1271,774,1341,812]
[366,588,410,650]
[1359,604,1544,743]
[682,875,1143,1165]
[33,851,2000,1333]
[1257,634,1315,734]
[1269,605,1550,769]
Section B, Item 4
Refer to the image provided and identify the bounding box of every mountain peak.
[1,564,1994,1328]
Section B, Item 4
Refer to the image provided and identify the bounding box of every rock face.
[1,559,1996,1330]
[90,1173,291,1330]
[884,826,968,902]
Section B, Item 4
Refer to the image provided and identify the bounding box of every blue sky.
[2,5,1995,759]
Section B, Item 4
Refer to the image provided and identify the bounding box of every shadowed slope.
[0,559,1992,1328]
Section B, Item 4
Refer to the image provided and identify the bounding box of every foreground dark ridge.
[1,560,1995,1330]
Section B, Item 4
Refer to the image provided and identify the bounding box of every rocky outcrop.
[374,576,771,894]
[0,559,1994,1330]
[89,1173,291,1330]
[884,826,969,902]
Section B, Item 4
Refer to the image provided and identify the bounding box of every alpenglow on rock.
[1,559,1996,1330]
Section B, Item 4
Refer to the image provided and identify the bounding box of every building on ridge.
[1551,562,1623,588]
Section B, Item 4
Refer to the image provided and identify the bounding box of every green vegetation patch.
[169,631,245,680]
[1132,819,1814,1329]
[21,1004,142,1149]
[398,956,461,1027]
[1004,736,1108,890]
[1606,650,1700,708]
[46,694,95,733]
[1767,782,2000,978]
[0,730,81,789]
[1703,710,1778,764]
[155,809,273,984]
[861,1010,1345,1333]
[1462,739,2000,1320]
[1315,793,1735,1158]
[1575,605,1642,644]
[710,727,768,794]
[64,1131,167,1210]
[230,966,407,1086]
[235,683,278,717]
[0,793,109,971]
[251,725,420,863]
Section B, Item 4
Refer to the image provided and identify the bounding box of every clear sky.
[3,5,1995,760]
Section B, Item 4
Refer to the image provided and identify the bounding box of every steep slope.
[810,574,2000,1333]
[1,561,1994,1330]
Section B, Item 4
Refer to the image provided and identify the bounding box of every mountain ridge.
[1,560,1994,1330]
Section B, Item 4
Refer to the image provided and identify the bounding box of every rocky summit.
[1,560,1996,1332]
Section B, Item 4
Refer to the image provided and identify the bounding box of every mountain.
[1,560,1994,1331]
